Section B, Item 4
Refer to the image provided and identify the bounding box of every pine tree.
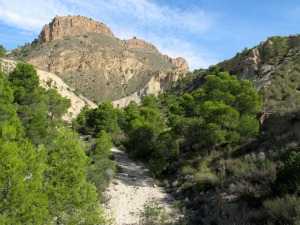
[45,128,106,224]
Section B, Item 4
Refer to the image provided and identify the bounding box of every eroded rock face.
[15,16,189,105]
[163,55,189,71]
[218,35,300,90]
[122,38,159,53]
[112,69,185,108]
[38,16,114,44]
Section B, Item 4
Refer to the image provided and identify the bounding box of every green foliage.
[92,130,113,159]
[0,45,6,57]
[72,105,91,134]
[124,123,156,159]
[274,151,300,195]
[139,200,169,225]
[0,74,22,133]
[84,131,116,199]
[83,130,116,197]
[168,71,262,151]
[45,128,106,224]
[149,131,179,175]
[194,171,222,191]
[262,36,288,64]
[264,195,300,225]
[72,105,119,197]
[123,101,142,132]
[170,72,197,90]
[140,106,166,132]
[8,62,39,104]
[241,47,251,56]
[237,115,260,141]
[141,94,160,109]
[46,89,71,119]
[0,125,49,224]
[75,101,121,138]
[25,109,48,144]
[207,65,223,75]
[87,158,116,196]
[89,101,120,134]
[0,64,107,224]
[262,58,300,114]
[123,96,166,158]
[7,62,70,145]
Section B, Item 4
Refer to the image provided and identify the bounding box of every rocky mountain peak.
[162,55,189,71]
[37,15,115,44]
[9,15,189,106]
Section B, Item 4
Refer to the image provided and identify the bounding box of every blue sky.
[0,0,299,70]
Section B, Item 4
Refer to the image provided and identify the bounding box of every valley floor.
[104,147,176,225]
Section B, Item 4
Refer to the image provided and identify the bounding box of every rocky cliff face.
[10,16,188,105]
[218,35,300,90]
[122,38,159,53]
[38,16,114,43]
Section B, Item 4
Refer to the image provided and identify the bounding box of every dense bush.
[167,71,262,152]
[0,45,6,57]
[87,130,116,196]
[274,151,300,195]
[262,36,288,65]
[0,63,107,224]
[264,195,300,225]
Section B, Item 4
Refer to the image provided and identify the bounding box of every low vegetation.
[139,200,170,225]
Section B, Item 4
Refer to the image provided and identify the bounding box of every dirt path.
[104,147,176,225]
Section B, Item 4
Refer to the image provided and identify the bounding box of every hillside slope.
[0,58,96,122]
[217,35,300,139]
[162,35,300,225]
[8,16,188,105]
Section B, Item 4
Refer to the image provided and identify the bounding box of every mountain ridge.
[8,15,188,105]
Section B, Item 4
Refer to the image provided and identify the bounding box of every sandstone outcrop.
[218,35,300,90]
[38,16,114,44]
[162,55,189,71]
[122,38,159,53]
[11,16,188,106]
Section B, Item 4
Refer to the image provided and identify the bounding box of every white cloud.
[147,35,218,70]
[0,0,219,69]
[0,0,215,33]
[0,0,74,31]
[95,0,215,34]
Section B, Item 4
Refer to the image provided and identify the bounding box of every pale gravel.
[104,148,176,225]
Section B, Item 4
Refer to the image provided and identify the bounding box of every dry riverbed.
[104,147,177,225]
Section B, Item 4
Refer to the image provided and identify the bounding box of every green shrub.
[149,157,169,176]
[181,165,197,176]
[0,45,6,57]
[46,78,53,87]
[274,151,300,195]
[194,171,222,191]
[241,47,251,56]
[87,158,116,197]
[264,195,300,225]
[181,182,194,191]
[139,200,170,225]
[262,36,288,64]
